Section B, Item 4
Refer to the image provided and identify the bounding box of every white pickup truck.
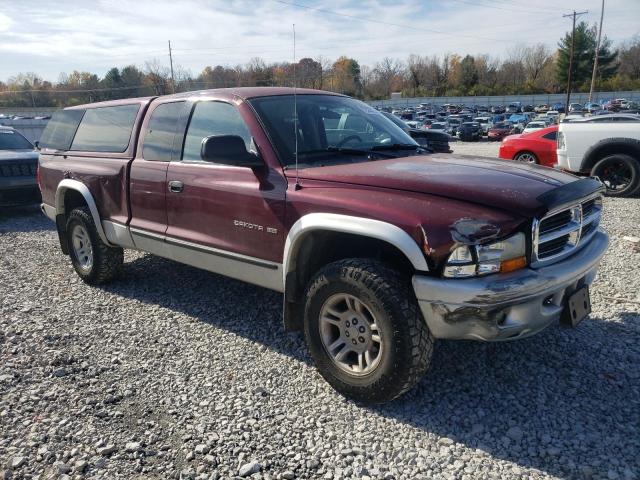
[557,118,640,196]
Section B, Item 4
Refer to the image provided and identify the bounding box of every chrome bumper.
[412,230,609,341]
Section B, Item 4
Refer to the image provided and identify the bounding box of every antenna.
[293,23,301,190]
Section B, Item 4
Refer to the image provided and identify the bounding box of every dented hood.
[291,154,579,217]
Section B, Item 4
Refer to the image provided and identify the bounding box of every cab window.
[182,102,252,161]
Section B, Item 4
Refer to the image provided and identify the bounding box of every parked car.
[473,116,492,134]
[498,125,559,167]
[506,102,522,113]
[0,126,40,206]
[491,105,506,114]
[535,104,550,113]
[522,105,535,112]
[488,122,514,141]
[557,118,640,196]
[522,121,547,134]
[584,102,601,113]
[569,103,584,113]
[552,102,565,113]
[457,122,482,141]
[37,87,609,403]
[447,118,462,136]
[571,113,640,123]
[382,111,451,153]
[546,110,560,122]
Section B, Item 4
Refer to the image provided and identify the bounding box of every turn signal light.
[500,256,527,273]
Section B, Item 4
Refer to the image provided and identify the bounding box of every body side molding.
[283,213,429,285]
[54,179,113,246]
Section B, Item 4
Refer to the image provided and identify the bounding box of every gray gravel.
[449,138,501,158]
[1,201,639,480]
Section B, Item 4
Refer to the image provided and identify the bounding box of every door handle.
[168,180,184,193]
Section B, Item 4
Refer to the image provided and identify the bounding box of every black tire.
[303,259,434,403]
[514,151,538,164]
[66,207,123,284]
[592,154,640,197]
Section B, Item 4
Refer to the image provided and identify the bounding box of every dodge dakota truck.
[38,88,609,403]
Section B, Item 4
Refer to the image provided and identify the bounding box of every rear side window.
[142,102,185,161]
[39,110,85,151]
[543,131,557,140]
[182,102,251,161]
[71,104,140,153]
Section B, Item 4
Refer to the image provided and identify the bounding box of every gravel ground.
[449,138,501,158]
[1,200,639,480]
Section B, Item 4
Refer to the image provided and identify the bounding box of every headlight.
[443,233,527,278]
[557,131,565,150]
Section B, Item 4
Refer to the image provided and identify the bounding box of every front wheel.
[66,207,123,284]
[591,154,640,197]
[514,151,538,164]
[304,259,434,403]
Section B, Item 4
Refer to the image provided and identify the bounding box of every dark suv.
[0,126,40,206]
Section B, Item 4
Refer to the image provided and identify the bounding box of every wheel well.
[283,230,416,331]
[584,140,640,172]
[63,189,88,216]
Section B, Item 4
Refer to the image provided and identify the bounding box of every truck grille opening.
[0,163,37,177]
[532,195,602,266]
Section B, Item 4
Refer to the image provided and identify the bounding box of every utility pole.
[168,40,176,94]
[589,0,605,103]
[563,10,588,111]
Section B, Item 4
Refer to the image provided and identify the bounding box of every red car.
[487,122,514,141]
[498,125,559,167]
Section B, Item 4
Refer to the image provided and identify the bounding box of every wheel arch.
[583,138,640,172]
[55,179,112,246]
[281,213,429,331]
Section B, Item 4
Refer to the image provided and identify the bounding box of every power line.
[447,0,553,16]
[274,0,502,42]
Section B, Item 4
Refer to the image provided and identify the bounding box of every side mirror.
[200,135,262,168]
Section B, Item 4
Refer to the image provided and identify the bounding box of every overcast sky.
[1,0,639,82]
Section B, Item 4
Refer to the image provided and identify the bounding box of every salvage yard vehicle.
[382,112,451,153]
[38,88,609,403]
[499,125,559,167]
[0,126,40,206]
[557,117,640,196]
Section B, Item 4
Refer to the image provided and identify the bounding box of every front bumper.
[0,177,40,206]
[412,230,609,341]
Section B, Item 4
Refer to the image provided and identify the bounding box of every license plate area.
[562,286,591,327]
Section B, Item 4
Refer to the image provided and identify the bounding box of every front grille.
[0,162,37,178]
[532,195,603,266]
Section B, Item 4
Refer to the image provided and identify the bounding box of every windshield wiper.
[297,147,396,158]
[370,143,421,151]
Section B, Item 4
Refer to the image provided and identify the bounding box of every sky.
[0,0,639,82]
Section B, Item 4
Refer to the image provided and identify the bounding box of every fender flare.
[55,179,112,246]
[282,212,429,287]
[583,137,640,171]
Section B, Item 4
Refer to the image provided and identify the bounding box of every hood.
[0,149,38,162]
[290,154,580,217]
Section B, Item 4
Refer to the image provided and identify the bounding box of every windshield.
[249,95,418,167]
[0,129,33,150]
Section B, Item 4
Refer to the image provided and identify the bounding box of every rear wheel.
[66,207,123,284]
[514,151,538,164]
[304,259,434,403]
[591,154,640,197]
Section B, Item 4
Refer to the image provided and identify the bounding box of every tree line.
[1,23,639,108]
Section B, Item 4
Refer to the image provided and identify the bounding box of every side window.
[39,109,85,151]
[182,101,251,161]
[142,102,185,161]
[71,104,140,152]
[543,131,557,140]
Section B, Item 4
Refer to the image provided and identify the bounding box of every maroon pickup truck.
[38,88,609,403]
